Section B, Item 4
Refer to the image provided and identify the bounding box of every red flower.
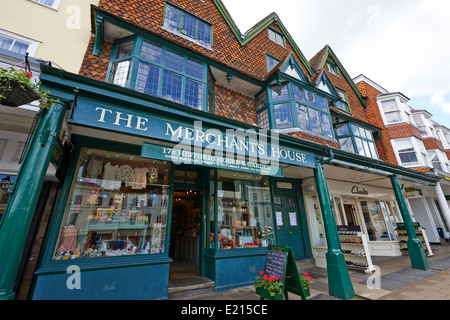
[303,272,308,276]
[264,275,268,281]
[306,276,312,282]
[21,70,32,79]
[259,271,264,275]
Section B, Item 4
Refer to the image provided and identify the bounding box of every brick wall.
[387,123,422,140]
[423,137,445,151]
[214,85,256,125]
[355,81,399,165]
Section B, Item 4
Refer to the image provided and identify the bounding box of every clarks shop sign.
[69,99,316,170]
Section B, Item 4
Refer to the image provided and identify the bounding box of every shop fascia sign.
[402,187,422,199]
[69,99,316,172]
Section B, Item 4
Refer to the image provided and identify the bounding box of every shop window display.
[215,170,274,249]
[53,148,171,260]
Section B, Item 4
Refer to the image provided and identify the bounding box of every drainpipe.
[313,149,355,300]
[0,99,69,300]
[390,174,429,270]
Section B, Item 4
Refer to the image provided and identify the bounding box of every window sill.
[160,26,213,52]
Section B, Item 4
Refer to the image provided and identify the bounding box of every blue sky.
[222,0,450,128]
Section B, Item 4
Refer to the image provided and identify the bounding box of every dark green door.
[274,193,306,260]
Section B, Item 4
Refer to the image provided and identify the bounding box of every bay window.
[380,99,402,124]
[256,82,334,139]
[335,122,378,159]
[108,36,211,111]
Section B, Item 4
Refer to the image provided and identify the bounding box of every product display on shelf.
[337,225,375,273]
[53,148,171,260]
[396,222,434,257]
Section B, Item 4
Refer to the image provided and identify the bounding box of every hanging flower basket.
[0,77,40,107]
[0,67,54,109]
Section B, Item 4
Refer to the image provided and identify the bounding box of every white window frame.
[30,0,62,11]
[0,29,40,56]
[392,137,430,168]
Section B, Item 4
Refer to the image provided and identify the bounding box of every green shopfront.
[27,65,325,300]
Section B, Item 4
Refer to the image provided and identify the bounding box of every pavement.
[185,243,450,301]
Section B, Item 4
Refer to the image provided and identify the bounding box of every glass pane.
[217,170,274,249]
[321,112,333,138]
[369,142,377,159]
[339,137,354,153]
[161,70,182,103]
[308,108,321,134]
[305,90,316,105]
[209,170,215,249]
[110,61,130,87]
[197,20,212,46]
[257,109,269,129]
[0,35,13,51]
[296,104,309,130]
[164,5,182,31]
[184,78,203,110]
[164,50,184,73]
[256,90,267,110]
[385,111,402,123]
[186,171,197,184]
[308,195,325,246]
[351,124,360,136]
[271,84,289,102]
[135,62,160,96]
[399,151,418,164]
[359,127,367,138]
[316,95,328,111]
[354,137,365,156]
[266,56,279,72]
[274,103,293,129]
[360,201,389,241]
[336,123,350,136]
[381,99,397,112]
[53,148,171,260]
[11,40,28,55]
[116,40,134,59]
[140,41,163,63]
[362,140,371,157]
[293,85,304,102]
[186,59,203,79]
[181,13,197,38]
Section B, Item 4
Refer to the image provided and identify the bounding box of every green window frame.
[107,36,211,111]
[266,53,280,73]
[326,61,340,77]
[268,28,285,47]
[335,89,350,113]
[163,2,213,48]
[256,82,334,139]
[335,122,379,159]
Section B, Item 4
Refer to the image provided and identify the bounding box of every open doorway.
[344,204,358,225]
[169,189,202,279]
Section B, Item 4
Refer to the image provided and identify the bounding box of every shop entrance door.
[169,166,204,279]
[274,193,306,260]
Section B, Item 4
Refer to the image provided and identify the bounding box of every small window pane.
[296,104,309,130]
[164,5,182,31]
[354,137,365,156]
[181,13,197,38]
[164,50,184,73]
[257,109,269,129]
[351,124,360,136]
[271,84,289,102]
[293,85,304,102]
[274,103,293,129]
[305,90,316,105]
[185,78,203,110]
[161,71,182,103]
[369,142,377,159]
[321,113,333,138]
[256,91,267,110]
[186,59,203,79]
[339,137,354,153]
[140,42,163,63]
[381,99,398,112]
[316,95,328,111]
[336,123,350,136]
[197,21,212,46]
[385,111,402,123]
[266,55,279,72]
[309,108,321,134]
[116,40,134,59]
[135,62,160,96]
[110,61,130,87]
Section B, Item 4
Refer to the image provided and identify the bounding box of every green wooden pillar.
[313,162,355,300]
[0,100,68,300]
[390,175,428,270]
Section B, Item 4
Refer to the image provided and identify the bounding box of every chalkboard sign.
[264,248,288,281]
[258,245,309,300]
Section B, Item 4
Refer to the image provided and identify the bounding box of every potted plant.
[301,272,312,297]
[254,271,284,300]
[0,66,53,108]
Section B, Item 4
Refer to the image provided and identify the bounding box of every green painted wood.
[0,100,68,300]
[390,174,429,271]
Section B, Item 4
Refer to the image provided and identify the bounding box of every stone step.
[168,276,215,300]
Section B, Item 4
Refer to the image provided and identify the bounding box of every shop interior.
[169,189,202,279]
